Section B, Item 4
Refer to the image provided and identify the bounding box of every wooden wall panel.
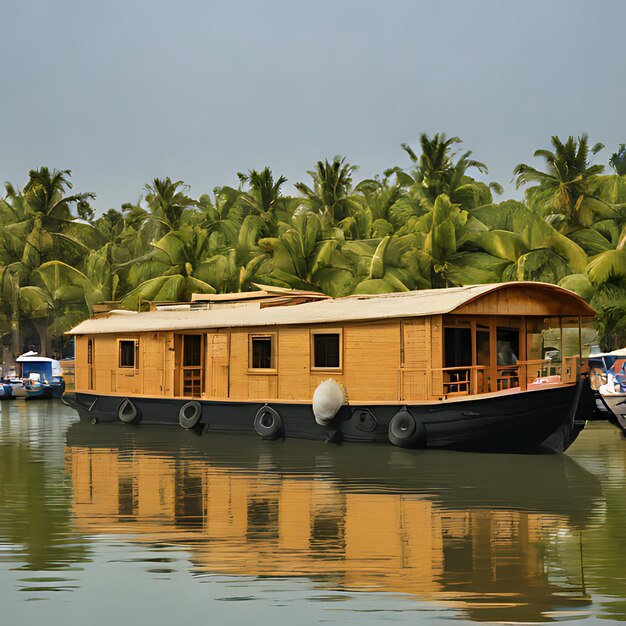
[430,316,444,397]
[454,287,591,317]
[248,375,278,400]
[227,331,247,399]
[206,332,229,398]
[402,319,429,368]
[80,315,443,402]
[92,336,116,393]
[141,332,166,395]
[278,327,310,400]
[74,336,89,390]
[342,321,399,402]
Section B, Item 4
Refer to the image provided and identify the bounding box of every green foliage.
[3,133,626,355]
[514,134,609,230]
[609,144,626,176]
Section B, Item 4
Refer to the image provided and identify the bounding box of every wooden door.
[208,333,229,398]
[175,334,205,398]
[87,337,95,390]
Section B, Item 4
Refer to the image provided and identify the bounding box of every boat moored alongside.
[0,351,66,400]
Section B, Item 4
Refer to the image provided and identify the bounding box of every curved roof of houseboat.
[67,282,595,336]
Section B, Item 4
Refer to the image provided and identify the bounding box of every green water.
[1,400,625,624]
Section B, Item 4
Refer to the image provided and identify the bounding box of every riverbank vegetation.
[2,133,626,358]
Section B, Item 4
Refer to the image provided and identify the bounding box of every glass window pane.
[251,337,273,369]
[444,328,472,367]
[183,335,202,367]
[313,334,340,368]
[119,340,135,368]
[496,328,519,366]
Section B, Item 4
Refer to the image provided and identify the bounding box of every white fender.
[312,379,345,426]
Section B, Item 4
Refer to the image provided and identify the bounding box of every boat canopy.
[589,348,626,359]
[15,352,63,378]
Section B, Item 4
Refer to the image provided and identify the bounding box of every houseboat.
[63,282,597,453]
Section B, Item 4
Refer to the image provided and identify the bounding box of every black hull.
[63,377,593,454]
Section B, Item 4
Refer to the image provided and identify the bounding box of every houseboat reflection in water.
[65,423,603,622]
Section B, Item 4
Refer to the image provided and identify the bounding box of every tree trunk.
[10,318,20,359]
[31,319,51,356]
[10,274,20,359]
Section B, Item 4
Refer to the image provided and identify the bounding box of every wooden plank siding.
[342,321,399,402]
[72,310,582,404]
[453,288,584,317]
[74,335,90,390]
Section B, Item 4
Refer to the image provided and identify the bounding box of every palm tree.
[295,157,360,228]
[22,261,105,354]
[121,225,219,308]
[474,205,587,283]
[514,135,609,230]
[254,213,357,296]
[339,173,404,240]
[586,227,626,284]
[609,144,626,176]
[237,167,291,234]
[395,194,504,287]
[144,177,197,232]
[400,133,502,209]
[0,266,21,358]
[2,168,96,269]
[197,185,244,251]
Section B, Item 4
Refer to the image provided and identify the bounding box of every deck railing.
[399,357,582,400]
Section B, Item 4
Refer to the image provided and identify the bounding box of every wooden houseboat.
[63,282,597,453]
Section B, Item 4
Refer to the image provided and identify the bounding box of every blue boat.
[0,352,66,400]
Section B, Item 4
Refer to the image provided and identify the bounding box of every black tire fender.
[388,409,426,448]
[117,398,142,424]
[179,401,203,429]
[254,405,283,440]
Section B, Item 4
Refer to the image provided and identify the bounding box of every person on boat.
[599,368,621,395]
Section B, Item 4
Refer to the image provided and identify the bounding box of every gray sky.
[1,0,624,212]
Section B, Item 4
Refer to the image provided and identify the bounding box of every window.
[312,331,341,369]
[119,340,137,368]
[444,327,472,368]
[87,338,93,364]
[249,335,275,370]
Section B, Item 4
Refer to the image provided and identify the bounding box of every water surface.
[1,401,625,624]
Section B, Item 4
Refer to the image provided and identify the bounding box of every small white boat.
[0,352,66,400]
[588,348,626,432]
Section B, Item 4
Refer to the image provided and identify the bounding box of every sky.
[1,0,625,213]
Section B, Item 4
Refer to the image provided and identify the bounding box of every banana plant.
[399,194,503,287]
[197,185,243,249]
[473,201,587,283]
[253,213,357,296]
[121,225,219,308]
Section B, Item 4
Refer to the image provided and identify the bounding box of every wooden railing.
[399,357,582,400]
